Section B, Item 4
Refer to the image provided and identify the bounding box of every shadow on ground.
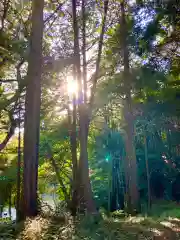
[17,213,180,240]
[1,202,180,239]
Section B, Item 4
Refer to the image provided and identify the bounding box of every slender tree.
[144,131,151,210]
[120,0,139,213]
[16,99,22,221]
[82,0,87,103]
[22,0,44,218]
[67,98,78,215]
[72,0,97,214]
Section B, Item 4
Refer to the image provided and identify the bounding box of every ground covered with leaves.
[0,202,180,240]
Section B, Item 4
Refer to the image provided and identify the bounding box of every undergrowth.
[0,201,180,239]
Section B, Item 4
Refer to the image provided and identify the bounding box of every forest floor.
[0,201,180,240]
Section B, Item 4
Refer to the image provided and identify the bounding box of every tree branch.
[45,144,70,202]
[89,0,109,108]
[0,79,17,83]
[44,1,65,24]
[0,0,10,31]
[0,111,17,152]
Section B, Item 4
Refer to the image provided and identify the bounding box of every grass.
[0,201,180,239]
[148,200,180,219]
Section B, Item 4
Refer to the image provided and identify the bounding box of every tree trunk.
[167,129,172,160]
[50,156,70,205]
[108,153,113,212]
[144,133,151,211]
[72,0,97,214]
[67,65,78,215]
[78,0,109,214]
[68,102,78,216]
[22,0,44,218]
[79,108,97,213]
[82,0,87,103]
[16,100,21,222]
[123,109,139,213]
[0,198,3,218]
[120,0,139,213]
[8,186,12,220]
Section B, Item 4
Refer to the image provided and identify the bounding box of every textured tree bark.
[72,0,97,213]
[144,133,151,210]
[8,185,12,220]
[78,107,97,213]
[78,0,109,214]
[0,196,3,218]
[22,0,44,218]
[120,0,139,213]
[16,100,22,222]
[82,0,87,103]
[0,207,3,218]
[68,101,78,216]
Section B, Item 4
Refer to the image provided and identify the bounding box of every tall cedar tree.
[22,0,44,218]
[72,0,97,213]
[120,0,139,213]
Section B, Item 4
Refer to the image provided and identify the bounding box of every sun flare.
[67,77,78,95]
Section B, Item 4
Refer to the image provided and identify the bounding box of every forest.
[0,0,180,239]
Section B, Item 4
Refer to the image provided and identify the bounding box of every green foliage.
[0,0,179,224]
[149,201,180,219]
